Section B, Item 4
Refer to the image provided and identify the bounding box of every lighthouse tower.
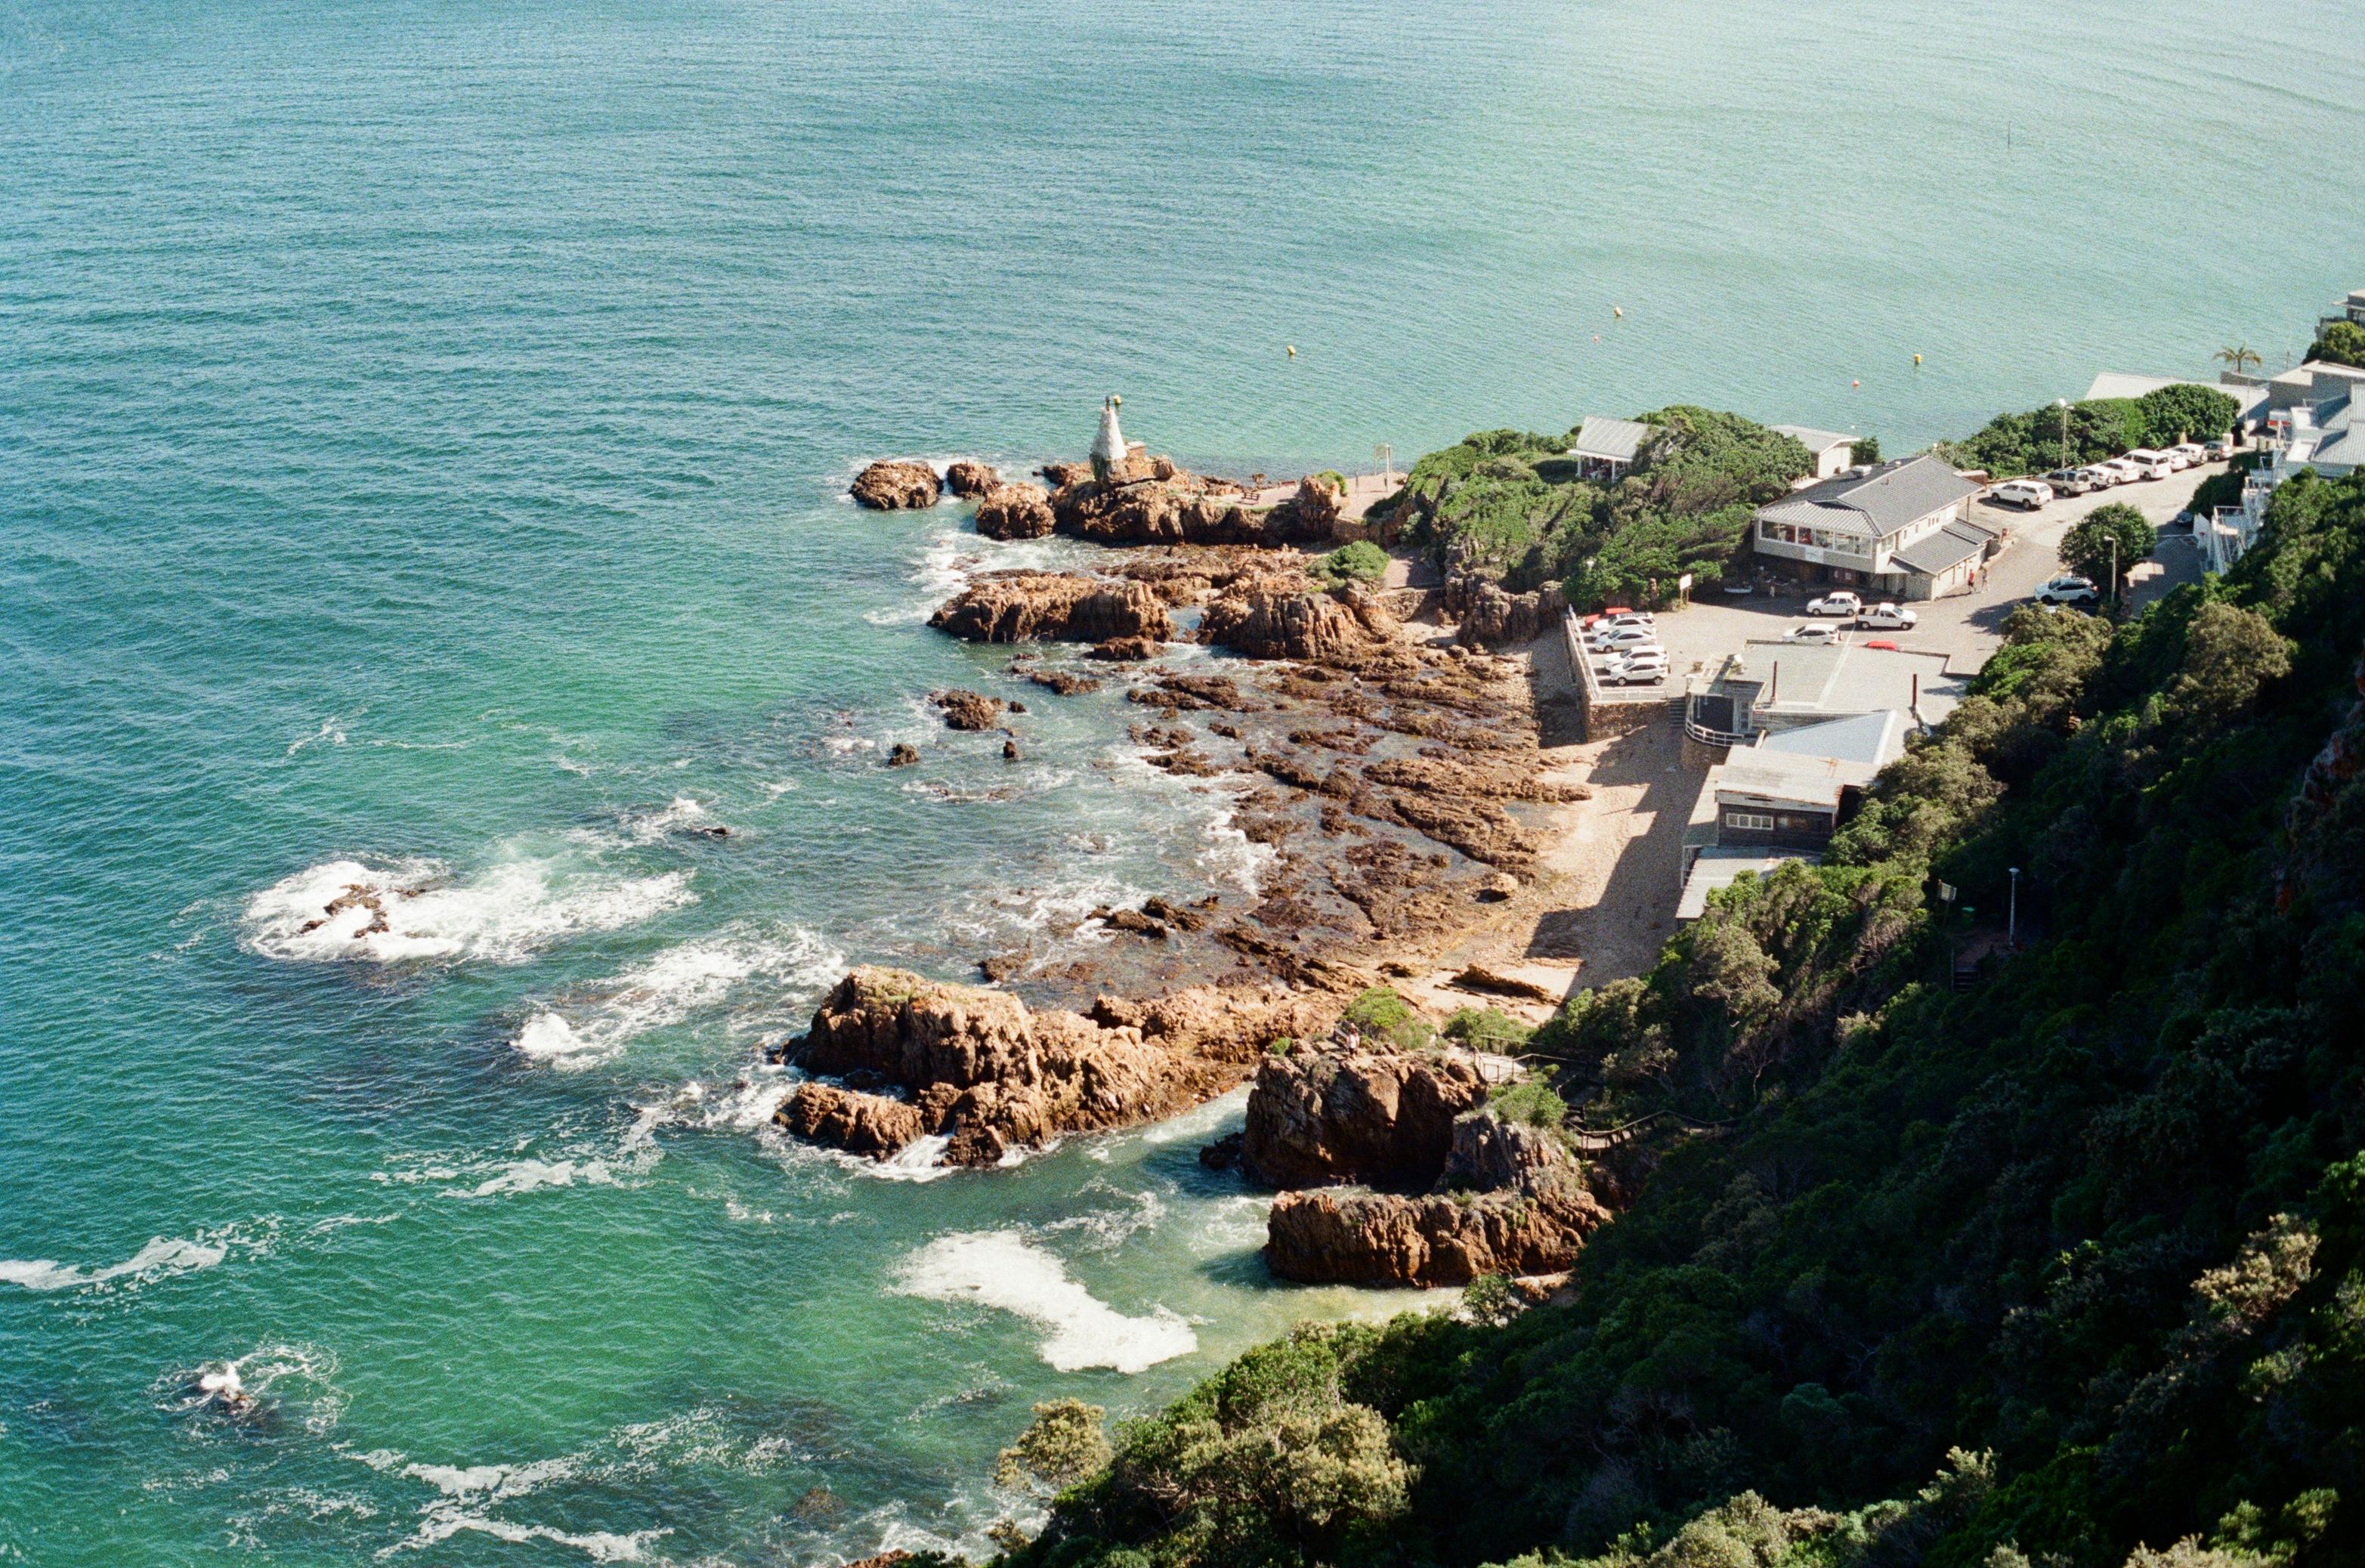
[1090,394,1127,484]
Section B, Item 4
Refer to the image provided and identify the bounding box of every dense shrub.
[1008,469,2365,1568]
[1312,540,1389,586]
[1340,987,1434,1051]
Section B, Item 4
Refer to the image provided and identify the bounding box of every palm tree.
[2215,343,2263,377]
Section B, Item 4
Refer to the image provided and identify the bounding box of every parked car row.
[1996,440,2223,510]
[1583,610,1668,685]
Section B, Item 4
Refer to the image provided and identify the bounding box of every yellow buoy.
[1913,353,1923,366]
[1612,306,1624,319]
[1286,345,1297,358]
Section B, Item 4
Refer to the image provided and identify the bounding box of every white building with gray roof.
[1750,453,1989,599]
[1770,424,1861,481]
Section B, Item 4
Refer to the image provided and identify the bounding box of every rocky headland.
[782,441,1600,1289]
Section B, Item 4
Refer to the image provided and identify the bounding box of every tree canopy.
[2060,502,2158,591]
[1004,467,2365,1568]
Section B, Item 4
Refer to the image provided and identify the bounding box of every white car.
[1855,603,1919,630]
[2095,459,2143,485]
[1992,479,2054,509]
[2033,575,2101,605]
[1600,650,1669,686]
[1805,591,1862,617]
[2122,450,2177,480]
[2073,465,2119,490]
[1782,623,1841,645]
[2169,442,2209,468]
[1587,624,1659,652]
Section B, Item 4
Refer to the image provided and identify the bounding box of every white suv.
[1992,479,2054,510]
[1805,591,1862,617]
[2033,575,2100,605]
[1587,624,1660,653]
[1600,649,1669,686]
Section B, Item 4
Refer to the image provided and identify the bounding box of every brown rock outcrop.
[930,689,1008,731]
[1238,1045,1487,1192]
[1085,636,1161,663]
[1039,460,1093,489]
[778,1081,929,1158]
[775,970,1320,1167]
[886,744,920,767]
[1445,571,1566,648]
[778,968,1211,1166]
[929,572,1173,645]
[944,461,1000,499]
[1274,475,1344,540]
[851,460,941,510]
[1199,587,1399,665]
[973,481,1056,540]
[1265,1114,1609,1287]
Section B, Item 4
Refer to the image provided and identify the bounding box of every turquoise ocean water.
[5,2,2364,1561]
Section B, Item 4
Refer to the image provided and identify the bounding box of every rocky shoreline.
[778,450,1608,1286]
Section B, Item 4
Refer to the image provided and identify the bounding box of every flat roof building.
[1676,711,1912,921]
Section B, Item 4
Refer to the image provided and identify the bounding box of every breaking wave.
[243,854,693,964]
[890,1230,1197,1372]
[509,927,843,1069]
[2,1234,228,1293]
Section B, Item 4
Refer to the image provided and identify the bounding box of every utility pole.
[2008,867,2021,946]
[2057,398,2070,470]
[2109,533,2120,612]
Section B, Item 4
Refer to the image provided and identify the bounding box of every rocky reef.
[928,571,1173,645]
[772,968,1341,1167]
[850,459,941,510]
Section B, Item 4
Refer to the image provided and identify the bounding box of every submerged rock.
[851,459,941,510]
[929,571,1173,645]
[886,743,921,767]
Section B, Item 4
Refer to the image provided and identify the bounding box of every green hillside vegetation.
[999,467,2365,1568]
[1940,386,2242,480]
[1371,411,1813,611]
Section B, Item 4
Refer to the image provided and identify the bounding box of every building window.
[1727,811,1775,832]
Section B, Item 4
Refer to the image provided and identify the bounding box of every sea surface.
[5,1,2363,1561]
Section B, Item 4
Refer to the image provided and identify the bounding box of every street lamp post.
[2109,533,2119,611]
[2008,867,2021,946]
[2057,398,2070,471]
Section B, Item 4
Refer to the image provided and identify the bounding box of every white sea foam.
[512,928,844,1069]
[244,855,692,964]
[623,795,710,844]
[458,1159,617,1198]
[891,1231,1197,1372]
[2,1234,227,1293]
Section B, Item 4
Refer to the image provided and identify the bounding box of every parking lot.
[1580,459,2226,684]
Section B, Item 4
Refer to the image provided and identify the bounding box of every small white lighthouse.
[1090,394,1127,484]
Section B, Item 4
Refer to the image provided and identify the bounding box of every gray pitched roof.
[1571,415,1653,464]
[1755,453,1979,537]
[1890,519,1992,577]
[1770,424,1856,455]
[1760,710,1909,768]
